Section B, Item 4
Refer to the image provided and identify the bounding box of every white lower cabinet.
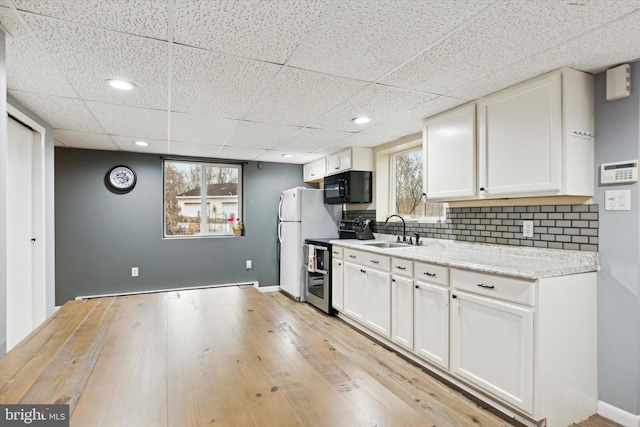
[365,269,392,337]
[334,245,596,426]
[343,261,391,337]
[391,275,413,349]
[331,258,344,312]
[344,262,366,322]
[450,290,534,413]
[414,281,450,369]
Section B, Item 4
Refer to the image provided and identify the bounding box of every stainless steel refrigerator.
[277,187,341,301]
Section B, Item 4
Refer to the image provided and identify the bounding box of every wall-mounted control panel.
[600,160,638,184]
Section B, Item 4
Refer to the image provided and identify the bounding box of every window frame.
[374,138,446,224]
[162,159,243,239]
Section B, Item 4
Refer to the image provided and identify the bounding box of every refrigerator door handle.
[277,221,283,243]
[278,193,285,221]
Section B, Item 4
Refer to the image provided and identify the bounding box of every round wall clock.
[105,165,136,193]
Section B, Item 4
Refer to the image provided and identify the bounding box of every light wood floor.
[0,286,622,427]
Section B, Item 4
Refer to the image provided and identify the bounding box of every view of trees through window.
[164,160,241,237]
[393,148,445,220]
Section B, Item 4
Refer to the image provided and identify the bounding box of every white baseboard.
[255,283,280,293]
[598,401,640,427]
[76,282,257,300]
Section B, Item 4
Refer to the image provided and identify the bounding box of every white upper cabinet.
[478,68,594,198]
[326,147,373,175]
[424,68,594,201]
[423,103,476,200]
[303,158,326,182]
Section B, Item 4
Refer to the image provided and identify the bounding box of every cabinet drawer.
[451,269,535,306]
[344,249,390,271]
[414,263,449,286]
[391,258,413,277]
[331,246,343,259]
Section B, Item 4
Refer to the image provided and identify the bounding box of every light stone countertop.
[329,235,598,280]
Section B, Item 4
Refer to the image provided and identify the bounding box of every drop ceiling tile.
[12,0,168,40]
[338,133,398,148]
[1,8,76,97]
[214,145,267,161]
[272,127,351,152]
[111,135,169,154]
[9,90,104,132]
[22,14,168,109]
[253,150,310,164]
[380,0,640,95]
[245,67,369,126]
[86,102,167,140]
[168,141,223,158]
[171,45,281,119]
[225,121,301,149]
[170,112,240,146]
[450,9,640,100]
[287,0,493,81]
[174,0,331,63]
[363,96,468,137]
[53,129,119,151]
[309,84,438,132]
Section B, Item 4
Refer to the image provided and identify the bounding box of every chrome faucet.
[385,214,406,242]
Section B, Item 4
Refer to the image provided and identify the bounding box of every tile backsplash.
[344,204,598,252]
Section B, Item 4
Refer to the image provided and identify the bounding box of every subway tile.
[534,213,548,220]
[548,227,563,234]
[555,220,571,227]
[527,206,541,213]
[521,213,533,220]
[540,220,555,227]
[571,236,589,244]
[589,221,599,229]
[572,220,589,228]
[541,205,556,212]
[563,243,580,250]
[580,244,598,252]
[556,205,572,212]
[548,213,564,220]
[564,213,580,220]
[541,234,555,241]
[548,242,563,249]
[572,205,589,212]
[514,206,527,213]
[580,228,598,237]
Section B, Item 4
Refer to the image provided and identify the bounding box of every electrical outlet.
[522,221,534,238]
[131,267,139,277]
[246,260,252,269]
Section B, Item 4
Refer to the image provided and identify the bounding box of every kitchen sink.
[360,241,412,249]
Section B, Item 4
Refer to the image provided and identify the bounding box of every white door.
[391,275,413,349]
[278,221,302,300]
[365,268,391,338]
[478,72,561,197]
[6,117,45,350]
[278,188,301,222]
[451,290,534,413]
[414,281,449,369]
[331,258,344,312]
[343,262,365,322]
[424,103,476,200]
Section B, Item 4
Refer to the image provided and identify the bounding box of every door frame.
[3,101,55,353]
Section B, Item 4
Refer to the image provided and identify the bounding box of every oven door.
[304,244,332,314]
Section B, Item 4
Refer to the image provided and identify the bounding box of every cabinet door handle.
[479,187,485,191]
[370,260,379,264]
[349,255,356,258]
[424,272,436,277]
[395,266,406,270]
[392,279,396,282]
[360,269,366,273]
[415,285,419,289]
[477,283,495,289]
[337,262,341,266]
[452,294,457,299]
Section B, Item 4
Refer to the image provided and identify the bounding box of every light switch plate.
[605,190,631,211]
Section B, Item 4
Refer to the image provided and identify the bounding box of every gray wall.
[594,61,640,415]
[55,148,307,304]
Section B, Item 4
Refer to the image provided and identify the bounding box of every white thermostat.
[600,160,638,184]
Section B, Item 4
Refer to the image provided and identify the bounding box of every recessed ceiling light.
[352,116,370,124]
[282,154,293,158]
[107,79,136,91]
[135,140,148,147]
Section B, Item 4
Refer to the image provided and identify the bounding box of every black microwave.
[324,171,372,204]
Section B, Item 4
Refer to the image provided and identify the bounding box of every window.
[391,147,445,221]
[163,160,242,237]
